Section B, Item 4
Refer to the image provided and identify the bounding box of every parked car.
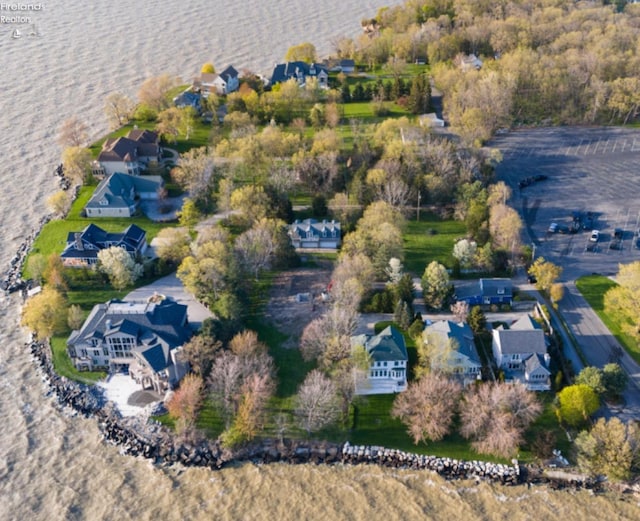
[610,239,623,250]
[590,230,600,242]
[548,222,558,233]
[527,274,537,284]
[614,228,623,239]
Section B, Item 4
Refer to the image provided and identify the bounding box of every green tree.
[407,74,431,114]
[61,147,92,185]
[177,198,202,228]
[604,262,640,344]
[285,42,318,63]
[21,287,68,338]
[575,417,640,482]
[575,366,605,395]
[556,384,600,427]
[602,363,628,399]
[421,261,453,311]
[528,257,563,295]
[468,305,486,333]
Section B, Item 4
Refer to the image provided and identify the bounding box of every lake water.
[0,1,639,519]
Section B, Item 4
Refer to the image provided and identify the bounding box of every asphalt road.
[493,126,640,420]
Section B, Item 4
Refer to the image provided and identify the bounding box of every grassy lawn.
[403,212,467,276]
[576,275,640,364]
[24,185,178,278]
[50,336,106,384]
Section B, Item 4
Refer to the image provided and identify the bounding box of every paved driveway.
[125,273,213,330]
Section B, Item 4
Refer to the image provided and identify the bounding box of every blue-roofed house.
[270,61,328,88]
[351,325,408,395]
[173,90,202,111]
[423,320,482,385]
[287,219,341,249]
[455,278,513,306]
[339,59,355,73]
[60,223,147,267]
[67,297,191,393]
[84,172,164,218]
[492,314,551,391]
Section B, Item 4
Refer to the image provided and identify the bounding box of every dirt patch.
[265,262,333,349]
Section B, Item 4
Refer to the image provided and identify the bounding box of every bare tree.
[61,147,92,185]
[295,370,340,434]
[234,222,277,280]
[170,146,215,201]
[181,335,222,378]
[459,382,542,457]
[46,190,72,217]
[229,330,267,357]
[392,373,462,444]
[231,373,275,442]
[104,92,135,129]
[300,318,327,362]
[57,116,88,147]
[167,374,204,436]
[138,73,180,111]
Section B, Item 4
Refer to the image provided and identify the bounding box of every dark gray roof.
[98,137,138,163]
[425,320,481,365]
[510,314,541,331]
[61,223,147,261]
[85,173,163,211]
[270,61,327,85]
[69,298,190,353]
[219,65,239,80]
[288,219,340,239]
[136,342,170,373]
[358,325,408,363]
[480,278,513,298]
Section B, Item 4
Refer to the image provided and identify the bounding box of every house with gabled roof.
[455,278,513,306]
[60,223,147,267]
[194,65,240,96]
[423,320,482,385]
[270,61,328,89]
[84,172,164,218]
[67,297,191,393]
[287,219,341,249]
[492,314,551,391]
[351,325,408,395]
[94,129,161,177]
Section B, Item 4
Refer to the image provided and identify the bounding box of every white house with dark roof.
[492,314,551,391]
[288,219,341,249]
[194,65,240,96]
[94,129,161,177]
[423,320,482,385]
[67,297,191,393]
[84,172,164,218]
[60,223,147,267]
[351,325,408,395]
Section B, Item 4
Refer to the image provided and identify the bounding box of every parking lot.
[491,127,640,280]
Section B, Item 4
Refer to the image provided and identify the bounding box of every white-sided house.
[195,65,240,96]
[424,320,482,385]
[94,129,161,177]
[60,223,147,267]
[270,61,329,89]
[84,173,164,218]
[67,297,191,393]
[492,315,551,391]
[352,325,408,395]
[288,219,341,249]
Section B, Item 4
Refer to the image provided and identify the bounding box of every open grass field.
[403,212,467,276]
[576,274,640,363]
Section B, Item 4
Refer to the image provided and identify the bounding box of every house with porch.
[93,129,161,177]
[270,61,329,89]
[194,65,240,96]
[84,172,164,218]
[287,219,341,249]
[492,314,551,391]
[455,278,513,307]
[423,320,482,385]
[60,223,147,267]
[67,297,191,393]
[351,325,408,395]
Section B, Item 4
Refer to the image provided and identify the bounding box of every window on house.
[497,288,505,295]
[383,361,387,367]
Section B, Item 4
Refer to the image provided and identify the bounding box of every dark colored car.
[614,228,623,239]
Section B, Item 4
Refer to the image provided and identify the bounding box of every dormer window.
[497,288,505,295]
[99,199,108,206]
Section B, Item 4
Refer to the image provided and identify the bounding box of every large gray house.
[60,223,147,267]
[67,297,191,393]
[93,129,161,177]
[84,172,164,218]
[288,219,341,249]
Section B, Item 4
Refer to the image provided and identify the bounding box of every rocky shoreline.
[25,336,603,491]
